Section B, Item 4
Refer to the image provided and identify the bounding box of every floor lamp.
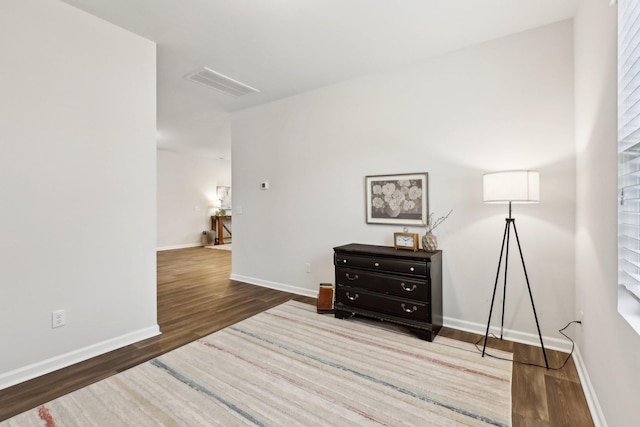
[481,170,549,369]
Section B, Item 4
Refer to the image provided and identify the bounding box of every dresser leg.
[409,328,433,341]
[334,309,354,319]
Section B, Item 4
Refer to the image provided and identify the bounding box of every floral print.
[370,179,422,218]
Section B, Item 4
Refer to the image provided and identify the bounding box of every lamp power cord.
[475,320,582,370]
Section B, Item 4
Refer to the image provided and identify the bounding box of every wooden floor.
[0,247,593,426]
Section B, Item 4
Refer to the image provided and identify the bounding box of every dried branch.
[424,209,453,233]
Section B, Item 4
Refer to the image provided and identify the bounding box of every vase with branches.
[422,209,453,251]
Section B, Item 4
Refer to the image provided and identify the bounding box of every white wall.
[574,1,640,426]
[157,149,231,249]
[231,21,576,348]
[0,0,157,388]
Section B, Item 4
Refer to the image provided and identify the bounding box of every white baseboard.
[156,243,202,251]
[443,316,574,353]
[0,325,160,391]
[572,345,608,427]
[228,276,575,352]
[229,274,318,298]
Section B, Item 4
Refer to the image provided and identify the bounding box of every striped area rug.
[205,244,232,251]
[2,301,512,426]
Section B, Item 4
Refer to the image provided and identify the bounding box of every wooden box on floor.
[317,283,334,313]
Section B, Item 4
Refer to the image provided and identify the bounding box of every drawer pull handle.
[345,273,359,281]
[343,259,347,263]
[401,303,418,313]
[401,283,416,292]
[410,267,415,272]
[374,262,380,267]
[346,292,359,301]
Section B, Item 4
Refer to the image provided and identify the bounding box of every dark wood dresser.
[333,243,442,341]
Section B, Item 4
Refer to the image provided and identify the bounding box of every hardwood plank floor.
[0,247,593,426]
[439,329,593,426]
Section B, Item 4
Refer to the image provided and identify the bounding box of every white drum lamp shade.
[483,170,540,204]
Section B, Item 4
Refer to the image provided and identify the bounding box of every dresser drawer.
[336,287,430,322]
[335,267,428,300]
[334,253,426,276]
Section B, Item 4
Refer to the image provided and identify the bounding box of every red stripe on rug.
[38,405,56,427]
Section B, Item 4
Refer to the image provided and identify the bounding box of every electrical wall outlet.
[52,309,66,328]
[305,262,311,273]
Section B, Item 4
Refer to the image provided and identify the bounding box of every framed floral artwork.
[217,186,232,209]
[365,173,428,226]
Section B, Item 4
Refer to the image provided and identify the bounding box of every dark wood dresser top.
[334,243,441,260]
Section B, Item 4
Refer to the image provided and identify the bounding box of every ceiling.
[60,0,579,159]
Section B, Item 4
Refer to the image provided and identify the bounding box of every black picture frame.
[365,173,428,226]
